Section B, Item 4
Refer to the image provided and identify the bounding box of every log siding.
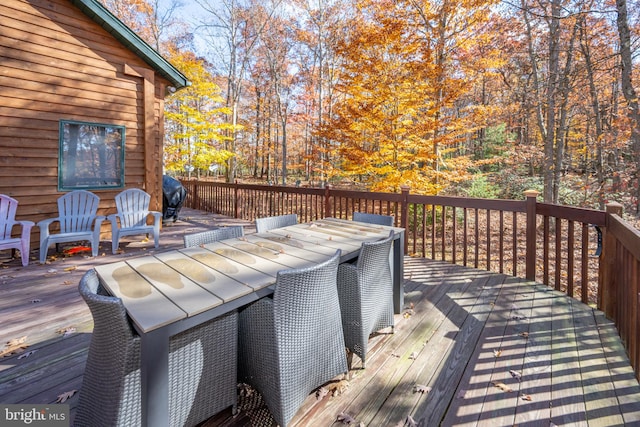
[0,0,184,236]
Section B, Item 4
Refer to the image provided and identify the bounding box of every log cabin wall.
[0,0,175,240]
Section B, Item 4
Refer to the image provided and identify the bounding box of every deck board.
[1,210,640,427]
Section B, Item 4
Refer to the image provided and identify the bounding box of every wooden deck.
[1,209,640,426]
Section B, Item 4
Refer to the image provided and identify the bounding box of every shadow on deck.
[1,210,639,426]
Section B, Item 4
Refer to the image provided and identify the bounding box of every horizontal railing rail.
[181,179,638,380]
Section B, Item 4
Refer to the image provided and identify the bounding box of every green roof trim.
[69,0,189,89]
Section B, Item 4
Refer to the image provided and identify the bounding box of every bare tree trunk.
[254,87,262,178]
[522,0,548,183]
[542,0,562,203]
[553,17,579,203]
[615,0,640,214]
[579,14,605,208]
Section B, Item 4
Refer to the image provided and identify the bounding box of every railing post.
[524,190,539,281]
[192,180,199,210]
[600,202,623,317]
[324,184,332,219]
[400,185,410,254]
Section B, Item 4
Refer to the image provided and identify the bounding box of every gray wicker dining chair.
[75,269,238,427]
[337,231,395,369]
[254,213,298,233]
[183,225,244,247]
[352,211,394,226]
[237,250,347,427]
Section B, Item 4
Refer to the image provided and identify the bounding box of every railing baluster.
[543,216,550,286]
[464,208,468,267]
[431,204,436,260]
[512,212,517,276]
[568,220,575,298]
[441,205,446,261]
[581,223,589,304]
[486,209,491,271]
[414,205,427,257]
[555,218,562,291]
[474,209,479,269]
[499,210,504,273]
[452,207,457,264]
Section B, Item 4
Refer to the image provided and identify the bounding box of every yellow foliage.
[316,0,497,193]
[163,51,238,174]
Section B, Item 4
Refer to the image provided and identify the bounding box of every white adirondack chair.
[37,190,105,263]
[0,194,35,266]
[108,188,162,254]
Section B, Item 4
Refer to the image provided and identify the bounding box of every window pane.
[59,120,125,190]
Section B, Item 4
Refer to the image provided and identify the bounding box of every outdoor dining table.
[92,217,405,427]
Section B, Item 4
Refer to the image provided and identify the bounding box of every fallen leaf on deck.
[509,370,522,382]
[328,379,350,396]
[316,387,329,400]
[403,310,413,319]
[0,336,28,358]
[142,237,149,243]
[521,394,533,401]
[6,336,27,346]
[62,280,73,286]
[18,350,38,359]
[413,384,431,394]
[520,332,529,338]
[328,236,333,240]
[336,412,356,424]
[56,390,77,403]
[56,327,76,337]
[64,266,77,272]
[494,349,503,358]
[492,381,513,392]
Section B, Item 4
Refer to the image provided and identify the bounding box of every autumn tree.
[194,0,283,182]
[317,0,499,193]
[290,0,351,184]
[100,0,190,52]
[164,51,235,178]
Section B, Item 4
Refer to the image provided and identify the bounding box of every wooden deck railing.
[181,180,639,379]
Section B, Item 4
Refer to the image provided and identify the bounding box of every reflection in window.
[59,120,125,190]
